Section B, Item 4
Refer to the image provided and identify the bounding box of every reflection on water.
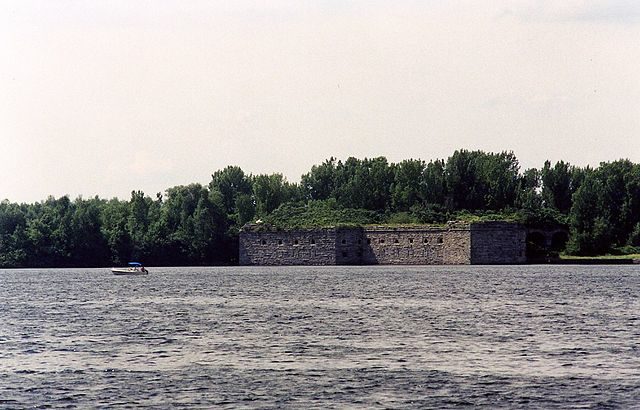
[1,265,639,408]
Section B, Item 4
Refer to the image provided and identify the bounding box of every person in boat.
[126,262,148,273]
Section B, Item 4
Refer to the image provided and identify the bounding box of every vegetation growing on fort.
[0,149,639,267]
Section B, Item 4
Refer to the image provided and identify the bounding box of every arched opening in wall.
[551,231,569,252]
[527,231,546,260]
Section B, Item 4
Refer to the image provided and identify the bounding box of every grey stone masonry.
[342,225,472,265]
[239,228,338,266]
[470,221,527,264]
[239,221,527,265]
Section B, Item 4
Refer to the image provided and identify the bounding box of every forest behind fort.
[1,149,639,267]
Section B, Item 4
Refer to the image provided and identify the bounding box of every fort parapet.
[239,222,526,265]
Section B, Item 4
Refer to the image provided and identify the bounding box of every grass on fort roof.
[259,201,522,230]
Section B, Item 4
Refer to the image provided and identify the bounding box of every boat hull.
[111,268,149,275]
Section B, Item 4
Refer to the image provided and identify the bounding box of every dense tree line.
[1,150,639,267]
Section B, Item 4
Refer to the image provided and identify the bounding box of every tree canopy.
[0,149,638,267]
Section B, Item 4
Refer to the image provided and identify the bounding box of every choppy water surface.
[1,265,639,408]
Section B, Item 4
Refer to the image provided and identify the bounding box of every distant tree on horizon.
[0,149,638,267]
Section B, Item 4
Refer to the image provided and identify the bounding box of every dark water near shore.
[1,265,639,408]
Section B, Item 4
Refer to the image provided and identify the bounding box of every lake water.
[1,265,639,408]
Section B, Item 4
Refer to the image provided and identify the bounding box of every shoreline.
[532,258,640,265]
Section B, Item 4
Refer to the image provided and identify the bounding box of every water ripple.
[0,265,639,408]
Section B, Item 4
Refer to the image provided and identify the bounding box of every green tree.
[101,198,131,265]
[423,159,446,206]
[163,184,206,264]
[566,175,611,255]
[127,191,152,260]
[444,150,519,211]
[24,196,75,267]
[624,164,640,246]
[253,174,300,217]
[445,150,484,211]
[334,157,393,211]
[144,193,170,265]
[301,158,337,201]
[541,160,573,214]
[0,200,28,267]
[481,151,520,210]
[70,196,109,267]
[209,166,253,216]
[516,168,541,210]
[160,184,230,264]
[235,193,256,226]
[596,160,636,246]
[391,159,426,211]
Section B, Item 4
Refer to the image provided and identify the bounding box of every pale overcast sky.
[1,0,639,203]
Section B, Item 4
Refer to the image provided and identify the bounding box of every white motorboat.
[112,262,149,275]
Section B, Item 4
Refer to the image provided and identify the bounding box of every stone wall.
[470,222,527,264]
[339,225,471,265]
[238,222,527,265]
[239,228,337,265]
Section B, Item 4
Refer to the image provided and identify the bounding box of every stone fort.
[239,221,527,265]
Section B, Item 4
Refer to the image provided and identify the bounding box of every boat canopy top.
[128,262,143,266]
